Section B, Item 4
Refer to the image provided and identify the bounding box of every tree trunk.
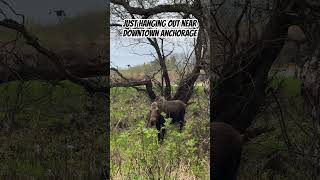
[172,28,204,103]
[159,57,172,99]
[211,7,296,133]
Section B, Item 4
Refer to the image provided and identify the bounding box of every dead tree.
[111,0,309,131]
[110,1,206,103]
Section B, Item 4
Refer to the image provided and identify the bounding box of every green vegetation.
[269,76,301,97]
[110,87,209,179]
[239,76,317,179]
[0,11,107,179]
[0,80,106,179]
[113,64,314,179]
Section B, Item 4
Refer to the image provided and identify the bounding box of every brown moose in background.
[212,122,243,180]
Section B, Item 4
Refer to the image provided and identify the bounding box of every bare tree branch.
[111,0,198,18]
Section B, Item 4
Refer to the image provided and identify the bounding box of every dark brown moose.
[211,122,242,180]
[147,96,187,142]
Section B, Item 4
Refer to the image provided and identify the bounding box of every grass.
[110,87,210,179]
[238,75,320,179]
[110,63,307,179]
[269,76,301,97]
[0,80,106,179]
[0,8,109,179]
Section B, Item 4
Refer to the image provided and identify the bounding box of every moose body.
[147,97,187,142]
[157,97,187,131]
[211,122,242,180]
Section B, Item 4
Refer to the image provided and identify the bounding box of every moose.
[148,101,166,142]
[147,96,187,142]
[212,122,243,180]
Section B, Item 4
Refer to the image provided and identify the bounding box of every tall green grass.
[110,87,210,179]
[0,81,106,179]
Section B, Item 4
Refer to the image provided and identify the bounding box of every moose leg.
[157,131,163,142]
[159,128,166,143]
[157,115,166,142]
[179,111,185,132]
